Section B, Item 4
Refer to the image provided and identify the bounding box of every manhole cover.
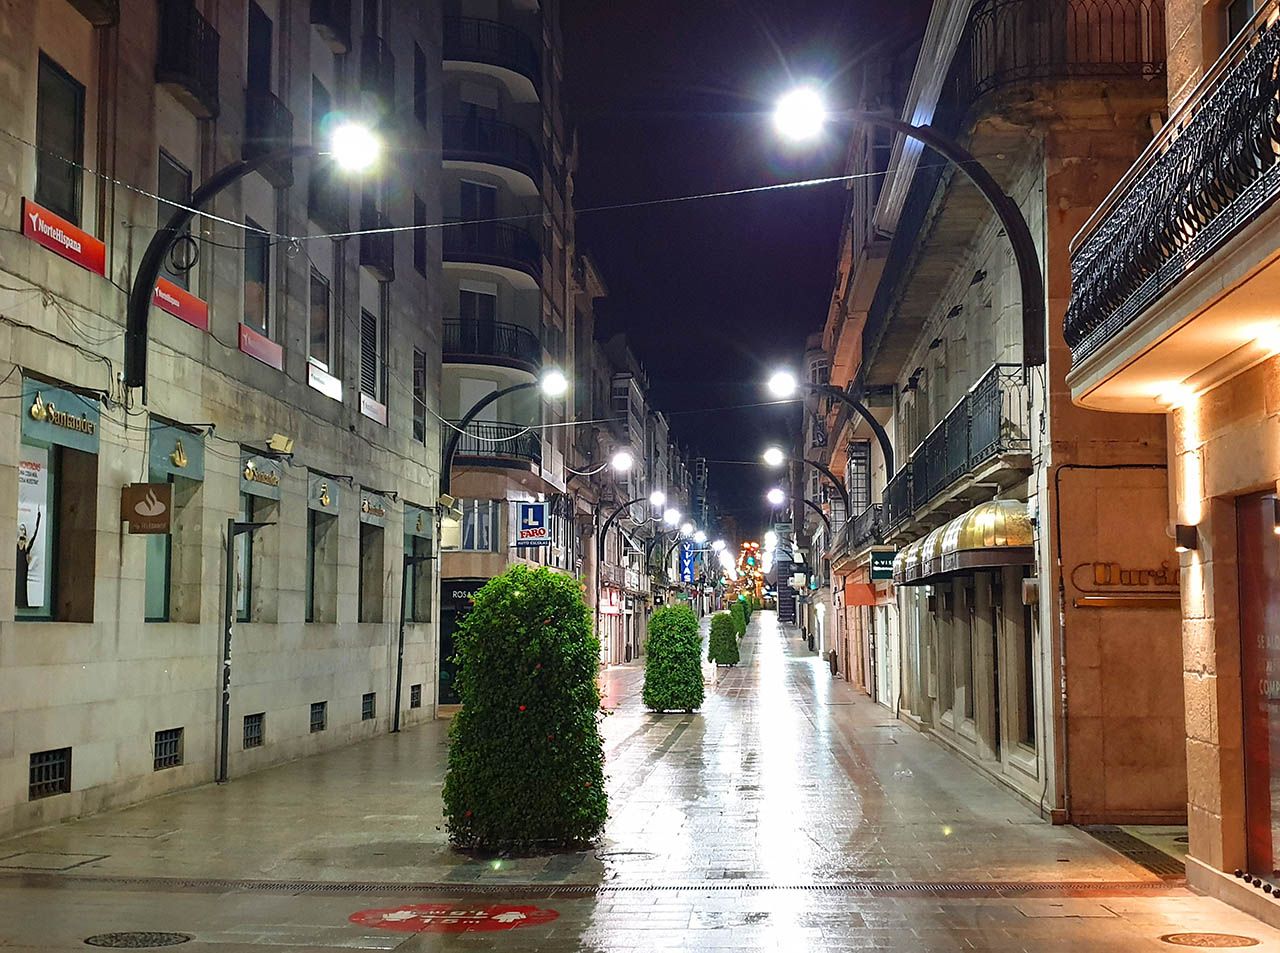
[84,933,193,948]
[1160,934,1260,948]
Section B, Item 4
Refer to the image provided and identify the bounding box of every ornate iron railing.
[442,220,542,278]
[964,0,1166,99]
[156,0,221,119]
[442,319,541,370]
[359,207,394,281]
[243,89,294,187]
[443,116,541,182]
[448,421,542,466]
[969,363,1030,465]
[1065,3,1280,362]
[852,503,884,548]
[883,465,914,531]
[443,17,541,90]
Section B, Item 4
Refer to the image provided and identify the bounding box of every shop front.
[439,578,487,706]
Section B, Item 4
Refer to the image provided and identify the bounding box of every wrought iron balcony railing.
[883,466,913,532]
[156,0,221,119]
[243,89,294,188]
[443,17,541,91]
[442,319,542,371]
[359,208,394,281]
[310,0,351,53]
[443,116,541,183]
[449,421,542,467]
[1065,3,1279,363]
[963,0,1166,101]
[442,220,542,279]
[852,503,883,548]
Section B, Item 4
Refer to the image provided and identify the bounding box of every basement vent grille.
[28,747,71,800]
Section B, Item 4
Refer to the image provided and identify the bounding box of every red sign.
[350,903,559,934]
[153,277,209,331]
[238,322,283,370]
[21,198,106,276]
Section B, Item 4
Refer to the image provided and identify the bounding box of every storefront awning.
[897,499,1034,586]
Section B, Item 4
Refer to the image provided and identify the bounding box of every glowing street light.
[694,530,708,545]
[663,508,681,527]
[328,121,381,171]
[767,371,799,398]
[610,448,634,472]
[762,446,786,467]
[711,539,726,552]
[773,86,828,142]
[540,369,569,397]
[766,487,786,507]
[680,521,694,536]
[649,490,667,507]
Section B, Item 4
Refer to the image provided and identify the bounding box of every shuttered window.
[360,308,382,399]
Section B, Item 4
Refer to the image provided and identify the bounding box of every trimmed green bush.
[707,612,740,666]
[642,605,705,712]
[730,601,747,638]
[443,565,606,851]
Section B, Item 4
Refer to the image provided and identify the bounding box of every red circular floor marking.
[350,903,559,933]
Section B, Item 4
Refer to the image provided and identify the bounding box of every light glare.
[610,449,634,472]
[329,122,380,172]
[766,488,786,506]
[541,369,569,397]
[774,87,828,142]
[649,490,667,507]
[762,446,786,467]
[768,371,799,398]
[663,508,681,527]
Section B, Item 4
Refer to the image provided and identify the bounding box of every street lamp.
[611,449,635,472]
[772,86,1045,367]
[680,521,694,536]
[663,508,681,527]
[440,368,569,499]
[761,444,850,513]
[649,490,667,507]
[711,539,726,552]
[694,530,708,545]
[766,487,786,507]
[767,369,895,477]
[125,122,382,399]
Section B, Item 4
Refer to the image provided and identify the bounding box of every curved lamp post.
[774,87,1044,367]
[762,445,850,514]
[124,123,381,399]
[768,372,895,478]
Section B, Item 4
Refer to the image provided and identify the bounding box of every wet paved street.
[2,611,1279,950]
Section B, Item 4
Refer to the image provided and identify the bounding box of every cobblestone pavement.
[2,611,1279,950]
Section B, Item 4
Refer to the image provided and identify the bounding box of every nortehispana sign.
[21,198,106,275]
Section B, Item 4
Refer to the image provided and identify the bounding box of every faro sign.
[515,501,550,547]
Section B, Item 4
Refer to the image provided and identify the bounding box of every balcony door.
[459,285,497,353]
[460,180,497,251]
[247,2,272,94]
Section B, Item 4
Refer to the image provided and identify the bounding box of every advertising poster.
[17,448,49,610]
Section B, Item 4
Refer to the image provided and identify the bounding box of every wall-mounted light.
[1273,497,1280,536]
[1175,523,1199,553]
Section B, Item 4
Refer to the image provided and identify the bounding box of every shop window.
[359,522,384,622]
[441,500,499,552]
[157,150,192,289]
[959,583,976,722]
[243,217,271,336]
[36,53,84,225]
[145,475,202,623]
[16,443,97,622]
[1020,596,1036,747]
[412,348,427,444]
[406,532,434,623]
[236,494,279,623]
[306,509,338,623]
[934,584,954,717]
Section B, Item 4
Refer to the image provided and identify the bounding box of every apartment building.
[1,0,443,834]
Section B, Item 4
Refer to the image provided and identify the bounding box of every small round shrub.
[707,612,740,665]
[443,565,606,852]
[730,601,747,638]
[642,605,705,712]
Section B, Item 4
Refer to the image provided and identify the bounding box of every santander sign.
[21,199,105,276]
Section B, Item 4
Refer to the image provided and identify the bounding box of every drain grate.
[1084,826,1186,879]
[1161,934,1260,948]
[84,933,192,948]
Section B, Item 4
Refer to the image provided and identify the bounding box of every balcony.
[1065,4,1280,411]
[443,17,541,102]
[67,0,116,25]
[442,221,541,285]
[243,89,294,188]
[601,563,626,589]
[360,34,396,113]
[310,0,351,53]
[443,116,540,191]
[156,0,221,119]
[449,421,542,470]
[359,208,394,281]
[881,364,1031,534]
[443,319,541,373]
[307,164,348,233]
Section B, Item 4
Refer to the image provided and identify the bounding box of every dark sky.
[560,0,913,537]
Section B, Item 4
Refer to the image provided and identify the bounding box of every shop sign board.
[153,277,209,331]
[240,453,283,500]
[516,501,550,547]
[308,472,340,513]
[21,198,105,275]
[149,422,205,481]
[870,550,895,581]
[360,490,389,526]
[120,482,172,535]
[22,378,100,453]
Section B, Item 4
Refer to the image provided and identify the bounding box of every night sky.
[561,0,916,537]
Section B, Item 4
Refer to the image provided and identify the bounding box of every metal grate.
[242,712,264,749]
[152,728,183,771]
[362,692,376,721]
[1084,826,1186,879]
[410,684,422,709]
[310,702,326,733]
[28,747,71,800]
[84,933,192,948]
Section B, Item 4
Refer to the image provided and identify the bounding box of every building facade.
[1064,0,1280,922]
[819,0,1185,825]
[2,0,444,834]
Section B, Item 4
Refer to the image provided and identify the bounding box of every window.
[1228,0,1257,40]
[359,308,385,401]
[247,1,273,93]
[306,509,338,623]
[845,440,871,515]
[243,712,264,749]
[358,521,384,622]
[362,692,376,720]
[36,54,85,224]
[17,442,98,622]
[459,288,496,329]
[145,475,175,622]
[310,701,327,733]
[406,532,434,622]
[157,151,193,289]
[413,194,427,276]
[413,42,427,126]
[28,747,71,799]
[1019,573,1037,746]
[309,268,332,369]
[413,349,427,444]
[409,684,422,709]
[441,499,499,552]
[153,727,184,770]
[243,218,271,335]
[312,76,330,145]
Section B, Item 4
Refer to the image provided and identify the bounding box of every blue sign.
[516,501,550,547]
[680,542,696,583]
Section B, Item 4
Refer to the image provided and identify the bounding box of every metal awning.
[896,499,1034,586]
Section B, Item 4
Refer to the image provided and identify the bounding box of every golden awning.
[939,499,1035,574]
[917,525,949,581]
[893,539,920,586]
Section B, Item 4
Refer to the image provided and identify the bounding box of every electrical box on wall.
[1022,576,1039,606]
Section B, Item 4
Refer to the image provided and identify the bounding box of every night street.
[0,612,1272,951]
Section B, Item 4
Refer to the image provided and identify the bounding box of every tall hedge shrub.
[443,565,606,851]
[707,612,740,666]
[642,604,704,712]
[730,601,747,638]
